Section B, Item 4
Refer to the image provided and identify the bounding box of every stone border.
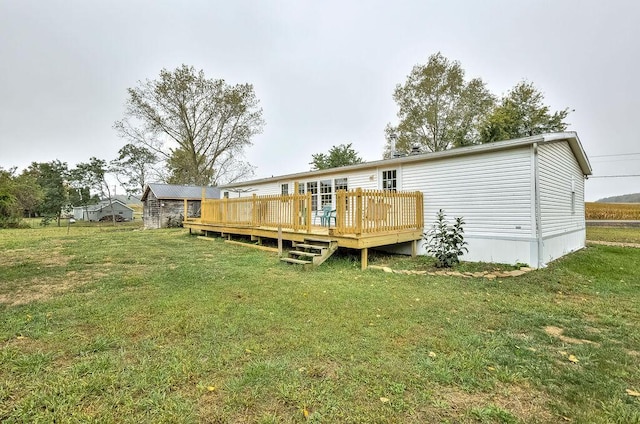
[367,265,533,279]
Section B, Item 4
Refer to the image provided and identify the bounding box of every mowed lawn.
[1,225,639,423]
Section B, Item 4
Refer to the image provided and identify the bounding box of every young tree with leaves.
[310,143,364,170]
[111,143,159,195]
[73,158,117,225]
[386,52,495,156]
[114,64,264,186]
[480,81,569,143]
[28,160,69,226]
[0,168,21,227]
[13,171,43,218]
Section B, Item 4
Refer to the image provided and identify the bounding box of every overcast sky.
[1,0,638,201]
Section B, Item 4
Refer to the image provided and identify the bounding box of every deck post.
[361,247,368,270]
[222,197,227,225]
[417,191,424,232]
[183,199,188,222]
[252,194,257,226]
[355,188,363,235]
[411,239,417,257]
[336,190,344,235]
[305,192,312,233]
[277,225,283,257]
[293,182,300,230]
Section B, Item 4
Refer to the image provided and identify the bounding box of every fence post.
[416,192,423,231]
[293,194,299,231]
[306,192,312,233]
[252,194,257,227]
[355,188,363,235]
[222,197,228,225]
[183,199,188,222]
[336,190,344,235]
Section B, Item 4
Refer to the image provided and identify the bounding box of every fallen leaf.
[380,397,390,403]
[245,349,253,353]
[626,389,640,397]
[303,407,310,418]
[16,336,26,340]
[428,351,437,358]
[568,355,579,363]
[207,386,216,392]
[487,366,496,371]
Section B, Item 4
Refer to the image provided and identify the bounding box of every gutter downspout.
[533,142,544,268]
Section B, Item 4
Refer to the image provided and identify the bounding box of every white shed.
[220,132,592,268]
[72,199,134,222]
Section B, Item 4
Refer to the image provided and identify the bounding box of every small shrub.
[423,209,468,268]
[40,216,53,227]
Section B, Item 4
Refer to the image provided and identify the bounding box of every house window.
[334,177,347,192]
[382,170,397,191]
[297,183,305,194]
[307,182,318,211]
[281,183,289,196]
[320,179,332,207]
[335,177,348,209]
[223,192,229,198]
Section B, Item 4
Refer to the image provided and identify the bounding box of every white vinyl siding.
[402,148,533,237]
[538,141,586,237]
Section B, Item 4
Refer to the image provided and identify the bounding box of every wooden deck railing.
[335,188,423,235]
[192,189,423,236]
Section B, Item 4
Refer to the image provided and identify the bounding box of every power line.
[590,174,640,178]
[590,152,640,158]
[590,157,640,162]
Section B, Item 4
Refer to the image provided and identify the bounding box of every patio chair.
[318,205,336,227]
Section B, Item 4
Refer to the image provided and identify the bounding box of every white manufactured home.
[213,132,591,268]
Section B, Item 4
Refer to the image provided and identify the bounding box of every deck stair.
[280,238,338,268]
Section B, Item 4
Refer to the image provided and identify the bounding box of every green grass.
[1,225,639,423]
[587,226,640,244]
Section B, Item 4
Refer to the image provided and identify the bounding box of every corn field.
[585,202,640,220]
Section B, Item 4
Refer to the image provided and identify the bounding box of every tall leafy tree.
[28,161,69,226]
[480,81,570,143]
[111,143,159,195]
[0,168,21,227]
[73,158,117,225]
[13,172,44,218]
[310,143,364,170]
[114,64,265,186]
[386,52,495,156]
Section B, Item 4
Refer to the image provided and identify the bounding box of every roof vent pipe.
[389,133,397,158]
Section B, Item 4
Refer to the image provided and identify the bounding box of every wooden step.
[289,250,321,257]
[303,237,334,243]
[280,257,313,265]
[294,243,328,251]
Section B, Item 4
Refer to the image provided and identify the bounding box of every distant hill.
[597,193,640,203]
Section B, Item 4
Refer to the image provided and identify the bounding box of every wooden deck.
[182,188,424,268]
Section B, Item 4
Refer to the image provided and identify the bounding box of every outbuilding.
[141,183,220,229]
[218,132,592,268]
[72,199,134,222]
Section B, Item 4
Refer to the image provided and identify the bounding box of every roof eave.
[220,132,592,188]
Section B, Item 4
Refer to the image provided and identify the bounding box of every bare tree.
[114,65,264,186]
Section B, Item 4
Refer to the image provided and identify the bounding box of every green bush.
[423,209,468,268]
